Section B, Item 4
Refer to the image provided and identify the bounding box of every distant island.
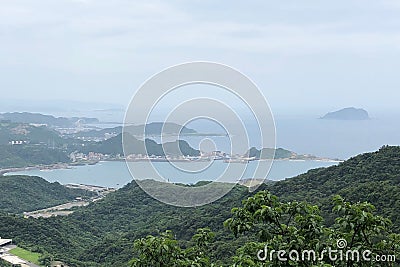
[320,107,370,120]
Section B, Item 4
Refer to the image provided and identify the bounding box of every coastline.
[1,157,342,176]
[0,163,72,176]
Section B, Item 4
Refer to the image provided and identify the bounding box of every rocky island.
[321,107,370,120]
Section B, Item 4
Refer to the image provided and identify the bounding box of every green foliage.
[81,133,200,156]
[1,147,400,266]
[130,228,214,267]
[247,147,294,159]
[0,258,12,267]
[0,175,93,213]
[128,191,399,266]
[224,191,399,266]
[0,121,64,145]
[0,181,250,266]
[0,144,70,168]
[266,145,400,231]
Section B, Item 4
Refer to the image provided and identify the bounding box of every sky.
[1,0,400,117]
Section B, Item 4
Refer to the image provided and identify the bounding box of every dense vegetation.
[266,145,400,231]
[82,133,200,156]
[0,146,399,266]
[0,122,201,169]
[132,192,399,266]
[247,147,294,159]
[0,145,70,168]
[0,175,93,213]
[0,121,64,145]
[0,181,251,266]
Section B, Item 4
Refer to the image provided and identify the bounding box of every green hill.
[0,145,70,168]
[0,181,250,266]
[0,175,93,213]
[0,121,64,145]
[246,147,326,160]
[266,145,400,230]
[81,133,200,156]
[246,147,294,159]
[0,146,399,266]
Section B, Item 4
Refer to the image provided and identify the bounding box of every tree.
[129,191,399,266]
[224,191,400,267]
[130,228,214,267]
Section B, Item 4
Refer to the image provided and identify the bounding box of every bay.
[6,160,338,188]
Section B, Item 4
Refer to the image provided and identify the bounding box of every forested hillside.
[266,145,400,230]
[0,145,70,168]
[0,175,93,213]
[81,133,200,156]
[0,181,251,266]
[0,147,399,266]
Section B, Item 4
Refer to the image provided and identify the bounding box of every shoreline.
[0,163,71,176]
[1,157,341,176]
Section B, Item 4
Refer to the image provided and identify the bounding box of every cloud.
[0,0,399,108]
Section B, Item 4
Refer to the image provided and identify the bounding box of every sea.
[4,108,400,188]
[6,160,338,189]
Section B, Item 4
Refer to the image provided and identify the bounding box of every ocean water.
[43,108,400,160]
[159,116,400,160]
[274,116,400,159]
[6,160,337,188]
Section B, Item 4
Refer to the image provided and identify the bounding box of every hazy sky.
[1,0,400,116]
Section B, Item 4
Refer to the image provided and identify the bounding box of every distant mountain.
[129,122,197,135]
[321,107,370,120]
[0,112,99,127]
[73,122,197,139]
[246,147,322,160]
[71,126,122,139]
[80,133,200,157]
[0,121,64,145]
